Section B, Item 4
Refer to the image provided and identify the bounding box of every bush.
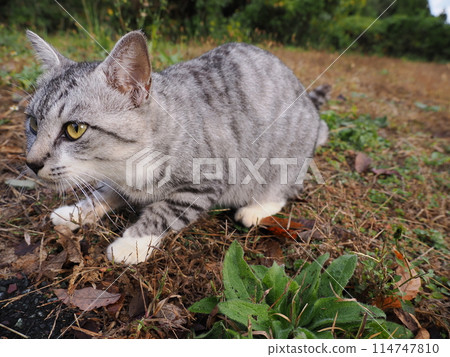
[326,15,450,61]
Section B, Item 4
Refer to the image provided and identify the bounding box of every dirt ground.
[0,46,449,338]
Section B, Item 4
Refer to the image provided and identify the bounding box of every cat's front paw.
[106,231,162,264]
[51,205,83,231]
[235,201,285,227]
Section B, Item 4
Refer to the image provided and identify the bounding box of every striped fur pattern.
[25,30,328,264]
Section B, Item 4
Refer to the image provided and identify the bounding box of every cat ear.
[101,31,152,107]
[26,30,72,70]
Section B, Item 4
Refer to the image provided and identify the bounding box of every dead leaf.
[39,251,67,280]
[355,152,372,173]
[14,241,39,257]
[395,264,421,301]
[415,328,430,339]
[155,301,188,333]
[371,168,401,177]
[7,283,17,294]
[24,232,31,246]
[373,295,402,310]
[393,308,420,332]
[259,216,314,240]
[128,291,149,318]
[106,295,125,317]
[54,287,121,311]
[55,225,83,264]
[260,239,284,265]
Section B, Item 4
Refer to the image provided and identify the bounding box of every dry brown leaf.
[259,216,314,240]
[395,264,421,301]
[372,168,401,177]
[54,287,121,311]
[415,328,430,339]
[39,251,67,280]
[374,295,402,310]
[55,225,83,264]
[355,152,372,173]
[393,308,420,332]
[260,238,284,265]
[106,295,125,317]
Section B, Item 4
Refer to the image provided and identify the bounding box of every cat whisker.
[74,175,122,230]
[80,172,135,213]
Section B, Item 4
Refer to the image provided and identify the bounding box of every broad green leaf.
[189,296,220,314]
[294,253,329,326]
[251,265,269,281]
[293,327,318,339]
[308,297,385,331]
[194,321,244,339]
[262,262,299,317]
[218,299,271,332]
[366,320,413,339]
[194,321,226,339]
[318,254,357,298]
[223,241,263,301]
[294,253,329,299]
[316,330,334,339]
[271,318,294,339]
[262,262,290,305]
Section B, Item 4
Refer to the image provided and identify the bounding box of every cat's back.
[156,42,307,118]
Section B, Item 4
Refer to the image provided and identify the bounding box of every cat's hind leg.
[235,199,286,227]
[51,185,124,230]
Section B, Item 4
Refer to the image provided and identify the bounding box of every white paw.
[235,201,285,227]
[51,205,83,231]
[106,231,162,264]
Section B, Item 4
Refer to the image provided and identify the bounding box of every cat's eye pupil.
[65,122,88,140]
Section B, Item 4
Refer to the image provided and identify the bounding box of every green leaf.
[295,253,329,300]
[271,318,294,339]
[262,262,290,305]
[194,321,244,339]
[223,241,263,302]
[316,330,334,338]
[293,327,318,339]
[318,254,357,298]
[218,299,271,332]
[308,297,385,331]
[189,296,220,314]
[251,265,269,281]
[366,320,413,339]
[294,253,329,326]
[262,262,299,318]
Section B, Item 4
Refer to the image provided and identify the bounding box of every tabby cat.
[25,30,328,264]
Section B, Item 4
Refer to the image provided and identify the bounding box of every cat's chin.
[37,178,76,193]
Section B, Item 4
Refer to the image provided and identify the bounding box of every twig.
[0,323,29,339]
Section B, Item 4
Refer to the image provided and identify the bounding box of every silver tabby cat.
[25,30,328,264]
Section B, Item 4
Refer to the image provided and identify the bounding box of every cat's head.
[25,30,152,190]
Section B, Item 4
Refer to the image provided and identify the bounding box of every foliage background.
[0,0,449,61]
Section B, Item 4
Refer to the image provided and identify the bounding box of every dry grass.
[0,43,448,338]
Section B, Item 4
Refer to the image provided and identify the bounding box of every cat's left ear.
[100,31,152,107]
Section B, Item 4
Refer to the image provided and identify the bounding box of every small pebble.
[15,318,23,329]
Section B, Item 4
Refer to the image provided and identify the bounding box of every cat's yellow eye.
[65,122,88,140]
[29,116,38,135]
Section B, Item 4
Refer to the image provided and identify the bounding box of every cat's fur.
[25,30,328,264]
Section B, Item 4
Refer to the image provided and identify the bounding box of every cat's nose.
[26,161,44,175]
